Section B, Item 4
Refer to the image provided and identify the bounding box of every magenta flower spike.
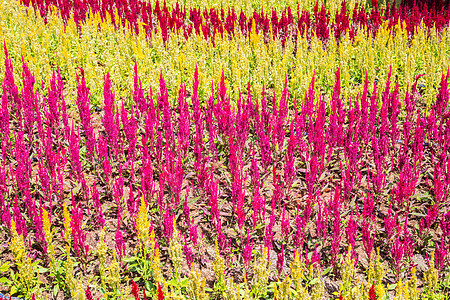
[163,204,174,242]
[121,101,138,163]
[91,183,105,229]
[236,172,246,231]
[46,69,61,129]
[3,42,21,120]
[0,193,11,229]
[361,218,375,260]
[362,191,375,221]
[13,195,27,238]
[71,196,87,258]
[346,209,358,250]
[256,117,272,170]
[441,211,450,241]
[183,236,195,268]
[115,216,126,259]
[315,200,328,240]
[69,123,82,180]
[310,244,321,268]
[126,182,135,218]
[191,65,201,124]
[264,197,276,252]
[177,81,191,156]
[384,205,397,241]
[284,122,296,189]
[189,219,198,247]
[21,58,36,138]
[434,238,448,271]
[103,73,119,156]
[242,232,253,266]
[294,207,306,249]
[133,60,148,116]
[391,235,405,277]
[75,69,96,159]
[277,245,285,276]
[114,165,124,215]
[330,187,342,268]
[85,286,94,300]
[250,142,260,189]
[281,205,290,240]
[436,70,449,117]
[359,71,370,144]
[252,186,262,229]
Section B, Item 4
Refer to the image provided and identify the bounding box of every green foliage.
[124,251,155,293]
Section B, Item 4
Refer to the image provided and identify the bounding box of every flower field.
[0,0,450,299]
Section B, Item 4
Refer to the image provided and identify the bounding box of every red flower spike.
[131,280,140,300]
[157,283,164,300]
[143,286,147,300]
[369,282,377,300]
[85,286,94,300]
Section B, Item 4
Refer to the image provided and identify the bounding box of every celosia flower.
[131,280,140,300]
[264,198,276,251]
[157,283,164,300]
[183,236,195,269]
[75,69,96,158]
[362,219,375,259]
[91,184,104,229]
[189,221,198,247]
[441,211,450,239]
[368,282,376,300]
[243,233,253,265]
[391,236,404,278]
[71,197,88,258]
[183,190,191,226]
[330,188,342,269]
[115,217,126,259]
[434,238,447,272]
[277,245,285,276]
[85,286,94,300]
[281,205,290,240]
[284,122,296,188]
[384,205,396,241]
[163,205,174,242]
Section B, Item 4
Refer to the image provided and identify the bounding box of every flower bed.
[0,0,450,299]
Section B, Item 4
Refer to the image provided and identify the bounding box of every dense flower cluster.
[0,0,450,298]
[23,0,450,43]
[0,39,449,298]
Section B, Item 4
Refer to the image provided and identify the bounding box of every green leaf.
[179,277,189,288]
[410,212,426,217]
[0,277,11,284]
[53,284,60,296]
[388,283,397,290]
[10,285,18,295]
[321,266,332,276]
[123,256,138,263]
[72,183,82,195]
[0,263,10,273]
[144,280,155,293]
